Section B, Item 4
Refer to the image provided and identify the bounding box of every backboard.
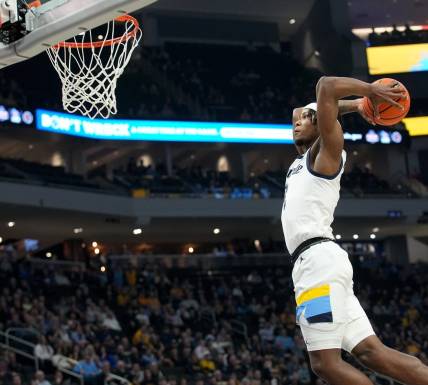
[0,0,158,68]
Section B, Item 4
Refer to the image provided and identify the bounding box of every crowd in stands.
[126,43,321,124]
[117,158,417,199]
[1,38,427,121]
[0,154,419,199]
[0,158,101,191]
[368,24,428,46]
[0,157,125,195]
[0,42,321,124]
[1,247,428,385]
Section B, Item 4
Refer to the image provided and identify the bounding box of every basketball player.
[281,76,428,385]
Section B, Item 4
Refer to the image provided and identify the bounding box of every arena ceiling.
[144,0,316,38]
[344,0,428,29]
[143,0,428,37]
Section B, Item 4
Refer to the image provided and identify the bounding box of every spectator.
[72,346,101,383]
[31,370,51,385]
[34,336,54,372]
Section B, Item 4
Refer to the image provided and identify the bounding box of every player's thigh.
[342,295,376,353]
[299,319,347,352]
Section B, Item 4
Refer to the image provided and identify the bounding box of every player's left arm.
[339,99,375,125]
[314,76,404,176]
[296,100,373,123]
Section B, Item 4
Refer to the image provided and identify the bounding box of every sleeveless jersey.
[281,148,347,254]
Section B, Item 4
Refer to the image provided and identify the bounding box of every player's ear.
[312,112,317,125]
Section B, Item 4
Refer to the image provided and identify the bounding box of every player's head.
[293,103,319,150]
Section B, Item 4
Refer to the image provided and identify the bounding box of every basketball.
[362,78,411,126]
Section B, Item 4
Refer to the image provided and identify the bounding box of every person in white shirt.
[34,336,54,371]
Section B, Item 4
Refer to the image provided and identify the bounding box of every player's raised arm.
[314,76,405,176]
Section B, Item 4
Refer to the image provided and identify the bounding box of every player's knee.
[310,356,337,380]
[310,359,326,378]
[407,355,423,370]
[356,342,398,370]
[357,345,384,367]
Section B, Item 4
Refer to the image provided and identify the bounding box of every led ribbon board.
[36,109,405,144]
[36,109,294,144]
[367,43,428,75]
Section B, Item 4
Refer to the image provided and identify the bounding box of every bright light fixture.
[370,234,376,239]
[46,252,52,258]
[133,228,142,235]
[94,248,100,255]
[213,228,220,234]
[92,241,98,248]
[289,18,296,24]
[353,234,359,240]
[188,247,194,254]
[73,228,83,234]
[335,234,342,240]
[100,266,106,272]
[7,222,15,228]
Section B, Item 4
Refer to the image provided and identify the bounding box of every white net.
[47,16,142,119]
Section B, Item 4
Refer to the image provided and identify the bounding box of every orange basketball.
[362,78,411,126]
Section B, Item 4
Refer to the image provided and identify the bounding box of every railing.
[0,329,83,385]
[107,252,290,270]
[6,327,41,344]
[58,356,131,385]
[0,329,131,385]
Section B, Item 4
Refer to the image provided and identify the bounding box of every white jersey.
[281,148,346,255]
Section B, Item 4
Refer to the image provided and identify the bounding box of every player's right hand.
[368,82,406,118]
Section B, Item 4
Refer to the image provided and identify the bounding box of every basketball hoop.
[47,15,142,119]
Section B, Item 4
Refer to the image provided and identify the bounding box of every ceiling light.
[46,252,52,258]
[289,18,296,24]
[92,241,98,248]
[370,234,376,239]
[73,228,83,234]
[94,248,100,255]
[254,240,261,247]
[353,234,359,240]
[100,266,106,272]
[188,247,194,254]
[314,50,320,57]
[372,227,379,233]
[213,228,220,235]
[0,237,2,243]
[133,228,142,235]
[335,234,342,240]
[7,222,15,228]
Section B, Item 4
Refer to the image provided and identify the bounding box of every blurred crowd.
[1,248,428,385]
[122,43,321,123]
[114,157,417,199]
[0,152,420,198]
[0,152,422,198]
